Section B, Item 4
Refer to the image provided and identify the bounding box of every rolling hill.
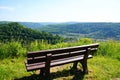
[0,22,63,44]
[1,21,120,40]
[37,22,120,40]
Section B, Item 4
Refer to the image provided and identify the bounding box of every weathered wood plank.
[27,43,99,58]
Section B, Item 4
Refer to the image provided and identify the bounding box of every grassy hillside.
[0,38,120,80]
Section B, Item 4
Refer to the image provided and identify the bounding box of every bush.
[0,41,26,59]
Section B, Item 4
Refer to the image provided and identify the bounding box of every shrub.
[0,41,26,59]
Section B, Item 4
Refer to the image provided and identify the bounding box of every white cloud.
[0,6,15,11]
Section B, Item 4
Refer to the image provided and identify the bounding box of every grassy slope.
[0,39,120,80]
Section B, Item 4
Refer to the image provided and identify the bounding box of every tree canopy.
[0,22,63,44]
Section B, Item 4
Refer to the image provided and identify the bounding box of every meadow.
[0,38,120,80]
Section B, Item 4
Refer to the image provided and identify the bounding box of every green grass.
[88,56,120,80]
[97,40,120,60]
[0,38,120,80]
[0,58,31,80]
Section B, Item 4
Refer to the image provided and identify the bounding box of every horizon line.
[0,20,120,23]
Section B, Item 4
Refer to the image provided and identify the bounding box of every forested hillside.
[37,23,120,40]
[18,22,57,29]
[0,22,63,44]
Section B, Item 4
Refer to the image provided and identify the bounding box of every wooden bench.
[25,43,99,79]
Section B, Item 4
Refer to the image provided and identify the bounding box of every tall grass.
[28,40,50,51]
[97,40,120,60]
[28,38,93,51]
[1,38,120,60]
[88,56,120,80]
[0,41,26,59]
[0,58,31,80]
[0,38,93,59]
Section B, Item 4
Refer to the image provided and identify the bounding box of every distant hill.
[0,21,79,29]
[18,22,64,29]
[0,21,44,29]
[1,21,120,40]
[37,22,120,40]
[18,22,43,29]
[0,22,63,44]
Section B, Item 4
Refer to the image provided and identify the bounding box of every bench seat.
[26,55,93,71]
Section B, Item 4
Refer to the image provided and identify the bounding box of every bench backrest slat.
[27,56,46,64]
[27,43,99,57]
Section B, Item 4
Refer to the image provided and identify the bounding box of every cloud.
[0,6,15,11]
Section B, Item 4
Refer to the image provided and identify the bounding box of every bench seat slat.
[51,55,92,67]
[26,63,45,71]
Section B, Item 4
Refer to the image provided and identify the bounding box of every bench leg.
[45,67,50,79]
[45,53,52,80]
[40,68,45,76]
[72,61,78,69]
[80,60,88,74]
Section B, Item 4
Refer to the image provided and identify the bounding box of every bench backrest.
[27,43,99,65]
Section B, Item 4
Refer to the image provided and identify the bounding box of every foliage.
[97,40,120,60]
[0,41,26,59]
[0,22,64,44]
[37,22,120,40]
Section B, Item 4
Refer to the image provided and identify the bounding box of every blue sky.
[0,0,120,22]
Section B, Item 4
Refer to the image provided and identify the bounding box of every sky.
[0,0,120,22]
